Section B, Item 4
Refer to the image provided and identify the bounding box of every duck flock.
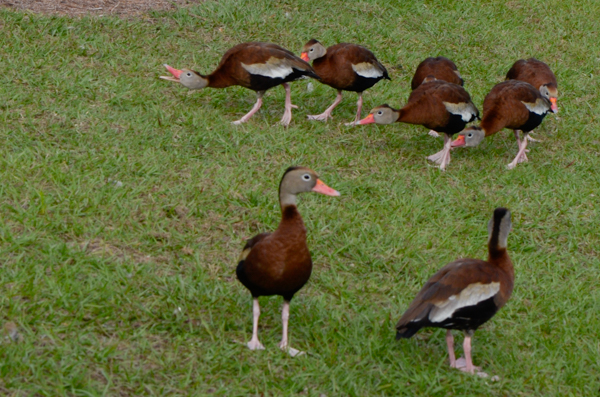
[160,40,558,377]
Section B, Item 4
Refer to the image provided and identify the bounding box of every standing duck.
[300,39,390,125]
[236,167,340,356]
[160,42,319,126]
[506,58,558,113]
[451,80,553,169]
[411,56,464,90]
[396,208,514,376]
[357,80,479,170]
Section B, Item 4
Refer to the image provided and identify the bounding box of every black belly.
[236,260,310,301]
[435,296,499,332]
[434,113,469,135]
[519,111,547,132]
[247,68,313,92]
[343,75,384,93]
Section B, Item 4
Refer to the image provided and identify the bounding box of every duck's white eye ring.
[309,48,314,52]
[302,174,311,181]
[377,111,383,115]
[186,72,192,77]
[468,133,473,137]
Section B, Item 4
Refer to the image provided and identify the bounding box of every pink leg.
[427,134,452,170]
[513,130,529,162]
[278,301,304,357]
[461,335,475,374]
[345,92,363,126]
[507,131,530,169]
[308,90,343,121]
[446,330,457,368]
[246,298,265,350]
[232,92,264,125]
[279,83,298,126]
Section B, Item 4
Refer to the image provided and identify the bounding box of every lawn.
[0,0,599,395]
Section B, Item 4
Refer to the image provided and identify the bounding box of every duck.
[160,42,319,126]
[395,208,514,376]
[236,166,340,356]
[300,39,390,125]
[357,79,479,170]
[506,58,558,113]
[411,57,465,138]
[411,56,464,90]
[451,80,553,169]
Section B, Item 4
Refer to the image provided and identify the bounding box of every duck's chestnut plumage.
[452,80,552,169]
[300,39,390,125]
[411,57,464,90]
[160,42,319,126]
[396,208,514,376]
[236,167,339,356]
[506,58,558,113]
[357,80,479,170]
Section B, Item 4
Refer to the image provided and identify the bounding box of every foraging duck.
[411,56,464,90]
[451,80,553,169]
[300,39,390,125]
[506,58,558,113]
[411,57,465,138]
[357,80,479,170]
[396,208,514,376]
[236,167,340,356]
[160,42,319,126]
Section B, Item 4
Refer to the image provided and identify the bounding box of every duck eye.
[468,133,473,137]
[186,72,192,77]
[302,174,311,181]
[309,48,314,52]
[377,111,383,115]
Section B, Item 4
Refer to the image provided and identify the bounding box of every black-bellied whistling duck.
[451,80,553,169]
[506,58,558,113]
[160,42,319,126]
[411,57,465,138]
[396,208,514,377]
[357,80,478,170]
[236,167,339,356]
[411,57,464,90]
[300,39,390,125]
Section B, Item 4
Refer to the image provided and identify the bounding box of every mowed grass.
[1,0,599,395]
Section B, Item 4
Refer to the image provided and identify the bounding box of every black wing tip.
[395,325,419,340]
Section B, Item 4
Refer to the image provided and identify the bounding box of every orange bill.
[550,97,558,113]
[357,114,375,125]
[300,52,309,62]
[159,64,182,82]
[451,135,466,147]
[312,179,340,196]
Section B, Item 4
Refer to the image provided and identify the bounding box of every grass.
[0,0,599,395]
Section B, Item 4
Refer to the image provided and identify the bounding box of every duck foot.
[279,344,306,357]
[247,339,265,351]
[428,130,440,137]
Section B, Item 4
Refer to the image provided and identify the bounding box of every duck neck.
[277,204,307,237]
[487,226,513,273]
[206,71,234,89]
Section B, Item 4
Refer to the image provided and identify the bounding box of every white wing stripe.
[352,63,384,79]
[429,282,500,323]
[522,99,550,115]
[443,101,477,122]
[242,62,294,79]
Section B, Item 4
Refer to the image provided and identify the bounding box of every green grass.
[1,0,599,395]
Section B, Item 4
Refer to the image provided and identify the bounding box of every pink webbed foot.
[307,112,333,122]
[247,338,265,351]
[428,130,440,138]
[454,357,491,378]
